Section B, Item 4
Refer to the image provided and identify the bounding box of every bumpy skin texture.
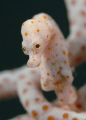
[65,0,86,67]
[21,13,75,105]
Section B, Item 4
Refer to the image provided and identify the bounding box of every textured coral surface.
[0,0,86,120]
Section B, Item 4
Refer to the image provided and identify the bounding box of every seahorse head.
[21,19,51,67]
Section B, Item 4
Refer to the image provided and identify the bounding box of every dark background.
[0,0,86,120]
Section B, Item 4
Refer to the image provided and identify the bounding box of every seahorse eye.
[22,47,27,51]
[36,44,40,48]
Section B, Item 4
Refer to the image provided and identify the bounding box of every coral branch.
[65,0,86,66]
[0,1,86,120]
[0,66,40,99]
[17,70,86,120]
